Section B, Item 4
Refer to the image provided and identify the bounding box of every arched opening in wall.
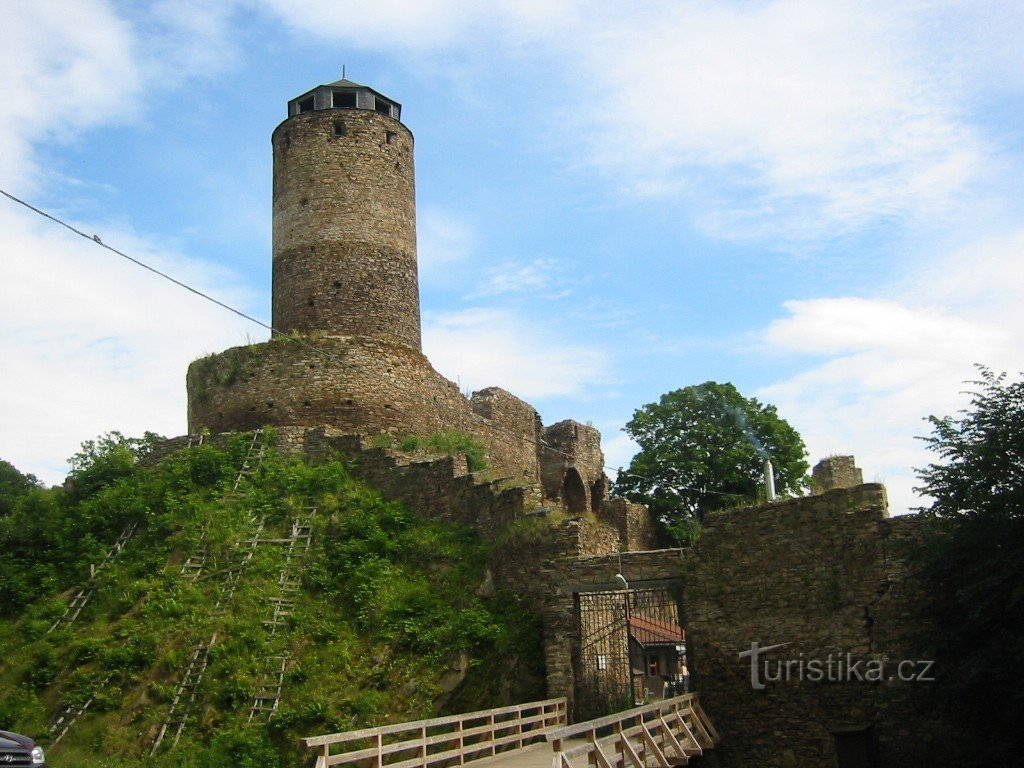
[591,477,607,513]
[562,468,587,515]
[573,585,688,720]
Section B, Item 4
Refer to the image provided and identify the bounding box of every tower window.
[333,91,357,108]
[374,99,392,117]
[386,131,398,145]
[333,121,347,137]
[298,96,315,113]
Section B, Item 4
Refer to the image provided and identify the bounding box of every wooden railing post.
[456,719,465,765]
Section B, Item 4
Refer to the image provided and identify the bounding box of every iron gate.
[574,587,686,719]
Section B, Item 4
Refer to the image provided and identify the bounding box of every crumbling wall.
[469,387,542,483]
[597,498,658,551]
[186,340,543,486]
[539,420,606,513]
[538,485,948,766]
[303,428,531,531]
[812,455,864,492]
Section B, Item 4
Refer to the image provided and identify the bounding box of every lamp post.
[615,573,632,706]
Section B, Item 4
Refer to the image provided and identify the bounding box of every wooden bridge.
[303,695,718,768]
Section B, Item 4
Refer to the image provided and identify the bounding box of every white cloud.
[417,206,478,277]
[0,205,259,484]
[422,307,608,399]
[0,1,139,189]
[757,253,1024,514]
[765,298,1008,362]
[469,258,566,298]
[569,0,994,239]
[0,1,254,483]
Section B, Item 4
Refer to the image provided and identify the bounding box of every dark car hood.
[0,731,32,749]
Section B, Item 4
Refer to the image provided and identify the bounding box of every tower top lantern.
[286,78,402,122]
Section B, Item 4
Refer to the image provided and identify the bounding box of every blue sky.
[2,1,1023,513]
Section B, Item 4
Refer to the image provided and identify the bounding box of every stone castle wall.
[539,420,606,514]
[186,338,550,483]
[272,108,420,349]
[596,498,658,552]
[302,429,533,531]
[530,486,946,767]
[187,337,472,437]
[812,455,865,492]
[470,388,543,483]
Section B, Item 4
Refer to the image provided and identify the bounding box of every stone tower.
[271,79,420,350]
[186,77,609,489]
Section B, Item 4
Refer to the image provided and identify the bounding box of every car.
[0,730,46,766]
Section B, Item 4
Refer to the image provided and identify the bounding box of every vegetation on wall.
[377,431,489,473]
[912,367,1024,766]
[613,381,809,543]
[0,433,543,767]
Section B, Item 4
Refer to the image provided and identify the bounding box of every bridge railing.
[546,694,719,768]
[303,697,568,768]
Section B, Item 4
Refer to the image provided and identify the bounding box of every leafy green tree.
[0,459,40,518]
[913,368,1024,764]
[65,430,162,502]
[614,381,809,542]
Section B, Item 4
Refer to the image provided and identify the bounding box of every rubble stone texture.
[173,81,953,767]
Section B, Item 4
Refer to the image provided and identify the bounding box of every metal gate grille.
[574,587,685,719]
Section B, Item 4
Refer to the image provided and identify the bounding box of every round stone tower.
[271,79,420,350]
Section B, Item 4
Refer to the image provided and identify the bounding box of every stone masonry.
[524,484,947,767]
[186,77,610,505]
[174,80,958,766]
[272,105,419,349]
[812,455,864,492]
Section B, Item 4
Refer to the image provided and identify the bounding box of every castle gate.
[573,586,687,719]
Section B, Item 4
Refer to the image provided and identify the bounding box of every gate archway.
[573,586,687,719]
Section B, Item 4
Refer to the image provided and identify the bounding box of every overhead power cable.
[1,188,751,499]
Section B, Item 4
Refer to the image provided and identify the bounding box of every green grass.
[394,431,488,473]
[0,435,543,766]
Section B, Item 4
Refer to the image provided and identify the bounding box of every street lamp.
[615,573,632,705]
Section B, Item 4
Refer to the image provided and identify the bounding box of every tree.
[614,381,808,542]
[0,459,40,518]
[912,368,1024,764]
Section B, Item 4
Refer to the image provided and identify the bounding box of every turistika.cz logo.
[738,642,935,690]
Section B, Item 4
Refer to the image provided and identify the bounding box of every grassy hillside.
[0,432,545,767]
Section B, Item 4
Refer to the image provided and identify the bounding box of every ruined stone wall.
[812,455,864,492]
[539,420,606,513]
[469,388,542,483]
[537,487,948,766]
[302,428,531,531]
[597,498,659,552]
[187,337,467,436]
[186,339,541,484]
[272,108,420,349]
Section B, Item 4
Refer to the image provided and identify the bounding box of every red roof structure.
[628,616,685,646]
